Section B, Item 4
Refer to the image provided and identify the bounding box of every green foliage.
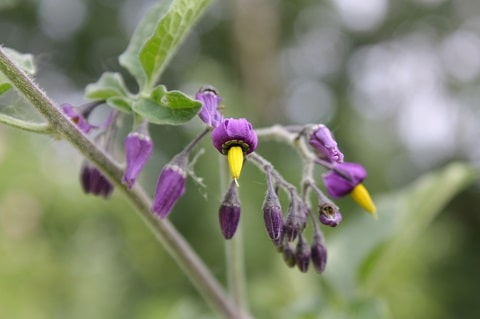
[132,85,201,125]
[85,72,132,112]
[119,0,212,92]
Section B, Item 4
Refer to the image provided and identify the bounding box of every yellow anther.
[227,146,244,184]
[350,184,377,218]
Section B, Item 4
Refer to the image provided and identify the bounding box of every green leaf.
[85,72,130,101]
[324,162,478,297]
[3,47,36,74]
[119,0,212,91]
[132,85,201,125]
[0,82,12,95]
[106,96,132,113]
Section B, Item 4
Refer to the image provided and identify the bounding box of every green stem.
[0,45,244,319]
[219,157,252,319]
[0,113,55,135]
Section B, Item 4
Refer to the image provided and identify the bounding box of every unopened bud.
[262,177,284,242]
[282,244,296,268]
[284,201,306,242]
[310,234,328,274]
[218,181,241,239]
[295,235,311,273]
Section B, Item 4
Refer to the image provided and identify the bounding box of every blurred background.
[1,0,480,318]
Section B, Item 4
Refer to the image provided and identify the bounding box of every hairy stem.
[0,45,243,319]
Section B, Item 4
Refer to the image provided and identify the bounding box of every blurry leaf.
[119,0,212,91]
[0,82,12,95]
[132,85,201,125]
[3,47,36,74]
[325,162,478,297]
[346,297,391,319]
[106,96,132,113]
[85,72,130,101]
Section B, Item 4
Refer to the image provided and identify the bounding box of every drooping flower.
[218,181,241,239]
[212,118,258,183]
[61,103,93,133]
[318,202,342,227]
[151,154,187,219]
[121,124,154,189]
[80,162,114,198]
[308,124,344,164]
[284,201,307,242]
[323,162,376,215]
[195,86,223,128]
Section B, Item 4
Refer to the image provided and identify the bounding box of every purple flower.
[282,244,296,268]
[212,118,258,155]
[310,235,327,274]
[318,202,342,227]
[218,182,241,239]
[212,118,258,181]
[122,131,154,189]
[195,86,223,127]
[151,155,187,219]
[323,162,366,198]
[61,103,93,134]
[284,201,306,242]
[80,162,114,198]
[309,124,344,164]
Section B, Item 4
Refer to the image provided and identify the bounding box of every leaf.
[106,96,132,113]
[119,0,212,91]
[85,72,130,101]
[0,82,12,95]
[324,162,478,297]
[132,85,201,125]
[3,47,36,74]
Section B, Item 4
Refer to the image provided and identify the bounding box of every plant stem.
[0,45,244,319]
[0,113,54,134]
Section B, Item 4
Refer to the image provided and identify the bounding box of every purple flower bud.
[195,86,223,128]
[295,235,311,273]
[218,182,241,239]
[61,103,93,133]
[212,118,258,155]
[284,201,306,242]
[308,124,344,164]
[282,244,296,268]
[318,202,342,227]
[310,235,328,274]
[151,155,187,219]
[121,130,154,189]
[323,162,367,198]
[262,174,284,242]
[80,162,114,198]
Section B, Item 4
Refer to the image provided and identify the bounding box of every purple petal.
[151,163,187,218]
[122,132,154,189]
[323,162,367,198]
[309,125,344,164]
[212,118,258,155]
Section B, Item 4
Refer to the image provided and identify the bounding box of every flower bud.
[218,182,241,239]
[122,127,154,189]
[295,235,311,273]
[318,202,342,227]
[80,162,114,198]
[308,124,343,163]
[310,234,328,274]
[282,244,296,268]
[262,175,284,242]
[195,86,223,128]
[151,154,187,219]
[284,201,306,242]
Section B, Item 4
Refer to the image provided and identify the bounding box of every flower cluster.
[63,85,376,275]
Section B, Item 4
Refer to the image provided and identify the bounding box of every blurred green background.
[1,0,480,318]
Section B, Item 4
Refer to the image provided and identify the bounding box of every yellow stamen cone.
[227,146,244,184]
[350,184,377,218]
